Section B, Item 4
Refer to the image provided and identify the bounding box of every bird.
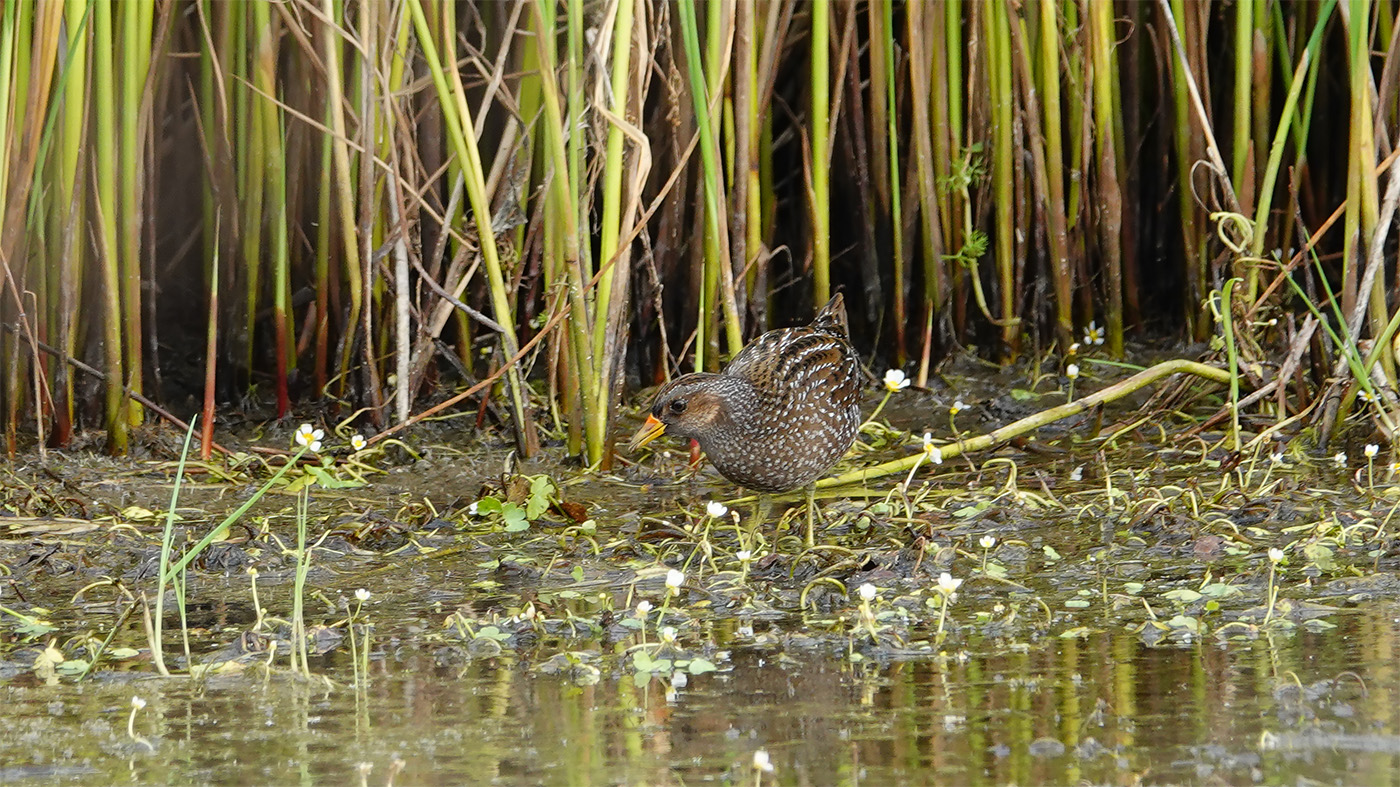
[628,293,863,546]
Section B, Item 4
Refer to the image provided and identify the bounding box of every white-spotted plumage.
[634,294,862,492]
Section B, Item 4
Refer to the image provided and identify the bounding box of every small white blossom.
[131,696,146,710]
[950,399,966,415]
[1069,465,1084,482]
[659,626,677,644]
[1360,389,1377,404]
[1366,444,1379,458]
[736,550,752,562]
[858,582,877,602]
[1066,363,1080,380]
[295,424,325,450]
[665,569,685,593]
[1067,342,1081,356]
[706,501,728,518]
[936,572,963,596]
[1084,320,1105,346]
[350,434,367,451]
[1268,547,1285,564]
[883,369,911,392]
[1269,450,1284,464]
[636,600,653,616]
[467,502,479,516]
[752,750,774,773]
[922,433,943,464]
[979,535,996,550]
[355,588,370,602]
[1334,452,1347,467]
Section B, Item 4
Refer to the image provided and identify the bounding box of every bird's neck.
[694,376,761,447]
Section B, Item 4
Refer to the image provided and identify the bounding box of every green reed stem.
[810,0,830,307]
[409,0,538,455]
[1089,0,1123,356]
[985,0,1015,357]
[1231,0,1253,191]
[531,0,597,458]
[152,416,198,676]
[92,0,126,454]
[677,0,740,370]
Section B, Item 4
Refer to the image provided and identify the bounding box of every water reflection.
[3,606,1398,785]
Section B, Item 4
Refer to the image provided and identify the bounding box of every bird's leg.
[805,483,817,547]
[752,494,773,545]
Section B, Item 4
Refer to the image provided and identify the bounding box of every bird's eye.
[669,399,687,415]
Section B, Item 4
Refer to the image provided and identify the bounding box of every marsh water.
[4,618,1397,786]
[3,372,1400,786]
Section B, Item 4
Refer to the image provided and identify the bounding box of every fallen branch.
[820,359,1231,489]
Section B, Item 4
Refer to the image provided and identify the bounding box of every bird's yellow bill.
[628,414,667,451]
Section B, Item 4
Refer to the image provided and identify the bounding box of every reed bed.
[0,1,1392,458]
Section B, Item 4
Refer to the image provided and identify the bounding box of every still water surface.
[3,608,1397,785]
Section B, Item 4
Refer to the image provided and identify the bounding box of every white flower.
[1069,465,1084,481]
[665,569,685,593]
[636,600,653,616]
[295,424,325,449]
[659,626,677,644]
[467,502,479,516]
[1268,547,1285,564]
[355,588,370,602]
[936,572,963,596]
[1360,389,1377,404]
[1269,451,1284,464]
[858,582,877,602]
[1366,444,1379,458]
[922,433,943,464]
[1066,363,1080,380]
[736,550,752,562]
[350,434,367,451]
[979,535,996,550]
[1084,320,1105,346]
[1334,452,1347,467]
[752,750,774,773]
[950,399,966,415]
[131,696,146,710]
[883,369,910,392]
[706,501,728,518]
[1067,342,1081,356]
